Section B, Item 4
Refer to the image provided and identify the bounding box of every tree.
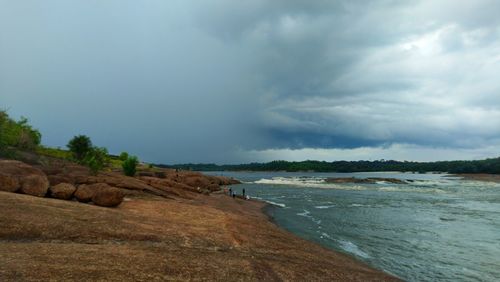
[0,111,41,152]
[119,151,129,161]
[122,156,139,177]
[67,135,92,161]
[82,146,110,175]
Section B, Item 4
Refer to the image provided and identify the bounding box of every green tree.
[122,156,139,177]
[119,151,129,161]
[82,146,110,175]
[0,111,41,151]
[67,135,92,161]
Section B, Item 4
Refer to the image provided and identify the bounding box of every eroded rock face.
[0,173,20,192]
[50,183,76,200]
[92,187,124,207]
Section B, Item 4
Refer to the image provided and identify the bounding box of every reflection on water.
[206,171,500,281]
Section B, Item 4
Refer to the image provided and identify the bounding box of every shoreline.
[450,173,500,183]
[0,190,398,281]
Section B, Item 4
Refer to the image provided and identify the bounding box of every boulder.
[75,183,110,203]
[91,187,124,207]
[48,175,74,186]
[20,175,49,197]
[0,173,20,193]
[49,183,76,200]
[0,160,50,196]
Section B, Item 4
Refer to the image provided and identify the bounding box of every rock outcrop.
[91,187,124,207]
[49,183,76,200]
[0,160,49,197]
[75,183,109,203]
[0,173,20,192]
[325,177,407,184]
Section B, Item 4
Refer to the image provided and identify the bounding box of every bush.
[82,146,110,175]
[0,111,41,151]
[67,135,92,161]
[122,156,139,177]
[119,151,129,161]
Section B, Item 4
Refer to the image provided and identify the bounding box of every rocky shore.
[0,156,398,281]
[451,173,500,183]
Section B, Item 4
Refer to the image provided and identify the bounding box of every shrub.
[119,151,129,161]
[0,111,41,151]
[67,135,92,161]
[82,146,110,175]
[122,156,139,177]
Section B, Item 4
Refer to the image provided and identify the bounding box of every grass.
[36,146,72,159]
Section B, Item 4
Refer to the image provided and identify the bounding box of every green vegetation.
[122,155,139,176]
[119,151,129,161]
[0,110,41,152]
[160,158,500,174]
[82,146,110,175]
[67,135,92,161]
[36,146,72,159]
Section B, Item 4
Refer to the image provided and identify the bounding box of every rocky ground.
[0,154,398,281]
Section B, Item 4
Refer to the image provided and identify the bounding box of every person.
[232,193,235,198]
[228,188,232,196]
[242,188,246,197]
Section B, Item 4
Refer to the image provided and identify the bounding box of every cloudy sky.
[1,0,500,164]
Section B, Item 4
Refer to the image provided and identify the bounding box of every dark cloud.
[1,0,500,163]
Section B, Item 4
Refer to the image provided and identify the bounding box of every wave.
[264,200,286,208]
[315,205,336,209]
[297,209,322,224]
[319,233,370,259]
[337,239,370,259]
[254,177,367,190]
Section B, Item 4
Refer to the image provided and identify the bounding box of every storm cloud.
[1,0,500,163]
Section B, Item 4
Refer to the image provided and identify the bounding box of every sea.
[205,171,500,281]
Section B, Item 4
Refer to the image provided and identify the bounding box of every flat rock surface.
[0,191,398,281]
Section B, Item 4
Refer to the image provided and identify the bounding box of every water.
[206,171,500,281]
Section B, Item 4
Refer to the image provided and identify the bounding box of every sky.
[1,0,500,164]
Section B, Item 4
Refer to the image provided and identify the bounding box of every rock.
[0,173,20,192]
[91,187,124,207]
[75,183,110,203]
[154,171,166,179]
[20,175,49,197]
[324,177,406,184]
[48,175,74,186]
[49,183,76,200]
[0,160,50,196]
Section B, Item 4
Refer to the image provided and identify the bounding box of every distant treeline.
[157,158,500,174]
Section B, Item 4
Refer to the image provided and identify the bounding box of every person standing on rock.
[228,188,232,197]
[242,188,245,197]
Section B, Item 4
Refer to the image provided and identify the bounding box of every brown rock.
[48,175,74,186]
[75,183,110,203]
[20,175,49,197]
[0,173,20,192]
[0,160,50,197]
[92,187,124,207]
[49,183,76,200]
